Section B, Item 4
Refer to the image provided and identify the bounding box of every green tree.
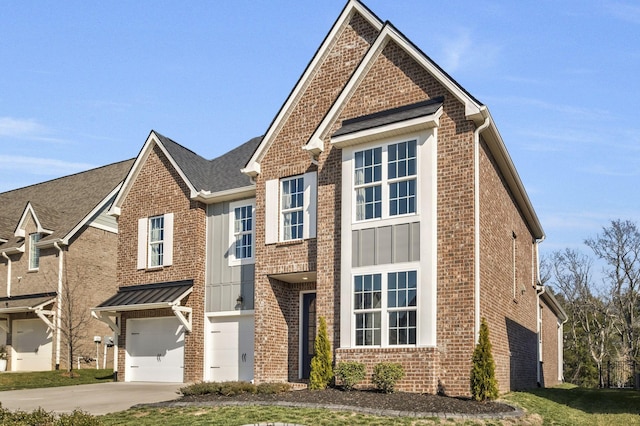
[309,316,333,390]
[470,318,499,401]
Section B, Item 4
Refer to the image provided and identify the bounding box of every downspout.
[53,242,63,370]
[473,112,491,341]
[535,236,545,386]
[1,253,10,298]
[536,283,545,386]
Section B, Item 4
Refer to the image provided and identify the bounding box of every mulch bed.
[179,387,516,416]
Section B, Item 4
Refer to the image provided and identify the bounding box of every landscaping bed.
[179,386,516,416]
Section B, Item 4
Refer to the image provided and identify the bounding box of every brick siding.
[116,144,206,382]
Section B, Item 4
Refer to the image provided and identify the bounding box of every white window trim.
[265,171,317,244]
[340,128,438,350]
[351,263,420,349]
[148,215,165,268]
[137,213,173,270]
[228,200,256,266]
[280,176,305,242]
[350,137,420,224]
[28,233,40,271]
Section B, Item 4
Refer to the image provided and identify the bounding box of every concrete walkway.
[0,382,183,415]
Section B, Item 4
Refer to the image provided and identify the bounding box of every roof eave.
[192,185,256,204]
[478,108,544,239]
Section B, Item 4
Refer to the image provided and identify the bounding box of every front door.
[301,292,316,379]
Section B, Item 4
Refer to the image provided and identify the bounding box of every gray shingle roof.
[96,280,193,309]
[153,131,262,194]
[0,159,134,247]
[333,97,444,138]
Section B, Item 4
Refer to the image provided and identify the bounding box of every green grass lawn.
[100,385,640,426]
[0,368,113,391]
[2,374,640,425]
[504,384,640,425]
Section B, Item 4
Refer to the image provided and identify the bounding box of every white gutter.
[1,252,10,298]
[191,185,255,204]
[53,241,64,370]
[473,111,491,341]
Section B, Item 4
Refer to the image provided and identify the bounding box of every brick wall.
[253,13,378,384]
[0,213,119,371]
[116,144,206,382]
[541,297,561,387]
[479,137,540,393]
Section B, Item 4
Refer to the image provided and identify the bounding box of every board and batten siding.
[206,200,255,312]
[352,222,420,267]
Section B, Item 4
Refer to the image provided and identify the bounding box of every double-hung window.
[281,176,304,241]
[265,171,317,244]
[29,233,40,270]
[229,200,255,265]
[148,215,165,267]
[355,148,382,220]
[388,140,417,216]
[137,213,173,269]
[353,139,417,221]
[354,270,417,347]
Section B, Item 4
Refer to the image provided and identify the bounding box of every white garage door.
[126,317,184,382]
[12,319,52,371]
[208,315,254,382]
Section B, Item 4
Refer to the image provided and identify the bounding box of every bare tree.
[586,219,640,362]
[547,249,614,385]
[59,265,93,374]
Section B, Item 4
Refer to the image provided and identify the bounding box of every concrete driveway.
[0,382,183,415]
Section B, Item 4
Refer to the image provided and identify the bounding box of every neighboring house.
[93,0,565,396]
[0,160,133,372]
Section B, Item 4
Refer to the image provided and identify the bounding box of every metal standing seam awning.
[91,280,193,334]
[0,292,58,332]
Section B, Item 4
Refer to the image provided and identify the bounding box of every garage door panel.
[13,319,52,371]
[208,316,253,382]
[126,317,184,383]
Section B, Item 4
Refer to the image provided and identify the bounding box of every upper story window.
[148,215,165,268]
[353,270,417,347]
[265,172,317,244]
[229,200,255,265]
[353,139,417,222]
[29,233,40,270]
[355,147,382,220]
[137,213,173,270]
[281,176,305,241]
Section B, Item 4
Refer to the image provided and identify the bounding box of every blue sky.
[1,1,639,260]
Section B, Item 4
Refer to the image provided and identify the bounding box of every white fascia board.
[306,24,484,153]
[59,183,123,245]
[479,108,544,239]
[331,108,442,148]
[388,27,483,118]
[109,131,199,216]
[242,0,383,177]
[192,185,256,204]
[14,203,51,237]
[91,302,173,313]
[0,244,25,255]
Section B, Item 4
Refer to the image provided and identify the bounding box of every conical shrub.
[470,318,499,401]
[309,316,333,390]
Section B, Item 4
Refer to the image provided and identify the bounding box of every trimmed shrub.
[256,382,292,394]
[218,381,256,396]
[372,362,405,393]
[0,406,100,425]
[334,361,366,391]
[180,381,222,396]
[470,318,499,401]
[309,316,333,390]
